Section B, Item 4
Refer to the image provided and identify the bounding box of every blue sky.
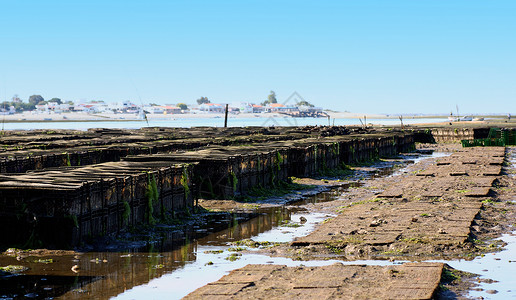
[0,0,514,114]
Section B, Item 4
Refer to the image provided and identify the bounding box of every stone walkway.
[184,262,444,300]
[289,147,504,258]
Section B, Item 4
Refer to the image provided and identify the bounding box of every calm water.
[1,117,446,131]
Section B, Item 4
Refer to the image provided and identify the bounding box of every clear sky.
[0,0,514,114]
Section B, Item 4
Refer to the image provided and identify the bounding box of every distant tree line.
[1,91,315,113]
[0,95,72,112]
[196,97,210,105]
[261,91,277,106]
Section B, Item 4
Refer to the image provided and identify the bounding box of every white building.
[231,102,253,113]
[198,103,225,113]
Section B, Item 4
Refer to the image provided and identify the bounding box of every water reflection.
[0,207,293,300]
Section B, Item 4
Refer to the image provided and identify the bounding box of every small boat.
[448,116,472,122]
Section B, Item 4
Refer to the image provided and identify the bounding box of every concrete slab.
[184,263,444,300]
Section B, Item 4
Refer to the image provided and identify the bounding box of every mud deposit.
[183,146,515,300]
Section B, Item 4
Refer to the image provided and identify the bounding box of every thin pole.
[224,104,229,127]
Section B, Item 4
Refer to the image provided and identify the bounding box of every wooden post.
[224,104,229,127]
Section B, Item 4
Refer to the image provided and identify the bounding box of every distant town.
[0,91,328,119]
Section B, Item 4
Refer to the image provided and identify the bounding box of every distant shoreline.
[0,111,387,123]
[0,111,510,124]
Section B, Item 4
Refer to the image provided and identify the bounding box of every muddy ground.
[257,145,516,262]
[191,145,516,299]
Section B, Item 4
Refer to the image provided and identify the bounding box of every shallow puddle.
[438,233,516,299]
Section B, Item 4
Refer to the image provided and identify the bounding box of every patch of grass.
[225,253,242,261]
[381,249,404,255]
[494,186,512,192]
[325,244,345,254]
[203,250,223,254]
[34,258,53,264]
[456,189,470,194]
[0,265,28,273]
[335,206,347,214]
[145,173,159,225]
[281,220,303,228]
[324,237,364,254]
[228,171,238,192]
[227,247,245,252]
[231,239,283,248]
[180,168,190,199]
[429,197,444,202]
[122,201,131,223]
[471,237,505,253]
[342,237,364,244]
[322,217,335,224]
[441,268,461,282]
[242,203,260,209]
[400,237,428,244]
[440,266,476,285]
